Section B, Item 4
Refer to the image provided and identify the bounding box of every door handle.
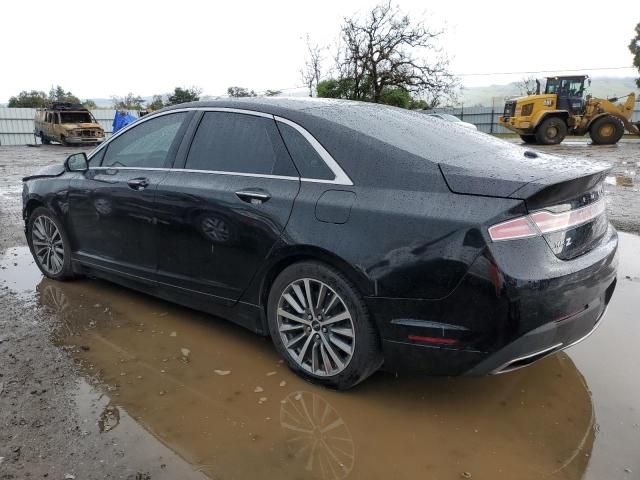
[127,177,150,191]
[235,189,271,204]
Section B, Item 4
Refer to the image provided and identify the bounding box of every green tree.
[630,21,640,88]
[167,87,201,105]
[227,86,256,97]
[408,98,429,110]
[49,85,80,104]
[379,87,410,108]
[7,90,49,108]
[316,78,355,99]
[82,99,98,109]
[146,95,165,110]
[112,93,144,110]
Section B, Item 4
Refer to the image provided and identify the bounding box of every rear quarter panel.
[245,180,525,303]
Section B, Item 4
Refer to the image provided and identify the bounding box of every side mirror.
[65,152,88,172]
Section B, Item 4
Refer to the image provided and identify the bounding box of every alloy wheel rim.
[277,278,355,377]
[31,215,64,275]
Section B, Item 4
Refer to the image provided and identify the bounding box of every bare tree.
[516,76,538,96]
[301,35,324,97]
[334,2,457,105]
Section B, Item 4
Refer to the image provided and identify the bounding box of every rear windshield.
[307,103,514,164]
[60,112,94,124]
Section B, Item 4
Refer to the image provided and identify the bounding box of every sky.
[1,0,638,102]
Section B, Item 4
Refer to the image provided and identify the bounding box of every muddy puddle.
[2,234,640,479]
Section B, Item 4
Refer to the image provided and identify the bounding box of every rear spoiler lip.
[509,169,610,211]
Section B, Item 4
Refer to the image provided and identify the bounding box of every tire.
[535,117,567,145]
[520,134,537,144]
[40,132,50,145]
[27,207,75,280]
[267,261,383,390]
[589,115,624,145]
[60,135,68,147]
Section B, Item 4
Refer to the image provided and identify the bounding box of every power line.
[205,66,635,98]
[455,66,635,76]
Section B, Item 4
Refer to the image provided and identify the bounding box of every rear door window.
[277,122,335,180]
[185,112,297,177]
[102,112,188,168]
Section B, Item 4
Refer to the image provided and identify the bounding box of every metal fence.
[1,105,639,145]
[0,108,136,146]
[429,105,640,135]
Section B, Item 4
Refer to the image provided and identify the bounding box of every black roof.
[48,102,88,111]
[162,97,360,116]
[159,97,604,197]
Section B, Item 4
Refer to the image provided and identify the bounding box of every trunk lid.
[437,141,611,260]
[437,140,610,200]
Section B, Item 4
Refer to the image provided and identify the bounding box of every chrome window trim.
[179,168,299,182]
[274,115,353,186]
[88,166,299,181]
[90,167,172,171]
[88,106,354,186]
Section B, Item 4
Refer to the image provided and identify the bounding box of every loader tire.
[589,115,624,145]
[535,117,567,145]
[520,134,537,144]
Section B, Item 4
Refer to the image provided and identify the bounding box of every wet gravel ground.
[0,141,639,479]
[529,139,640,235]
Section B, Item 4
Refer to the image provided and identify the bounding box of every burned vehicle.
[34,102,105,146]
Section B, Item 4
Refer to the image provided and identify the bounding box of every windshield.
[60,112,94,124]
[545,78,584,97]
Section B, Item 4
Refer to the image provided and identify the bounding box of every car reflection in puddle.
[21,271,593,480]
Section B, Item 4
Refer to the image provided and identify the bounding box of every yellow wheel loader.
[499,75,639,145]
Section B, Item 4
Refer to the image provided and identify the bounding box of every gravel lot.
[0,140,639,479]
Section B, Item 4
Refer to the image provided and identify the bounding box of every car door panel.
[67,111,190,278]
[68,167,168,276]
[153,110,300,304]
[154,172,299,303]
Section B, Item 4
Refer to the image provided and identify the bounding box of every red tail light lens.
[488,216,538,241]
[489,199,606,242]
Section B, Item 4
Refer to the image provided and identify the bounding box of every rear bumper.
[368,225,618,376]
[466,278,615,375]
[498,116,534,134]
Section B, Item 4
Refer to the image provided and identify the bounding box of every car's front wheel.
[267,261,382,390]
[27,207,75,280]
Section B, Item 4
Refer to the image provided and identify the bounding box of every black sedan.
[22,99,618,389]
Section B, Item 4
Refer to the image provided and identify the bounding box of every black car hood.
[437,141,610,200]
[23,164,65,182]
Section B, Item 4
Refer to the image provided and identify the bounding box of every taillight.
[488,199,606,242]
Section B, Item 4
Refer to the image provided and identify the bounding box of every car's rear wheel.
[535,117,567,145]
[27,207,74,280]
[267,261,382,390]
[40,132,50,145]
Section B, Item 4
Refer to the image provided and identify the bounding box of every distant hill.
[459,77,639,107]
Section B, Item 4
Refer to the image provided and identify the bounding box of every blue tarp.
[112,112,137,133]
